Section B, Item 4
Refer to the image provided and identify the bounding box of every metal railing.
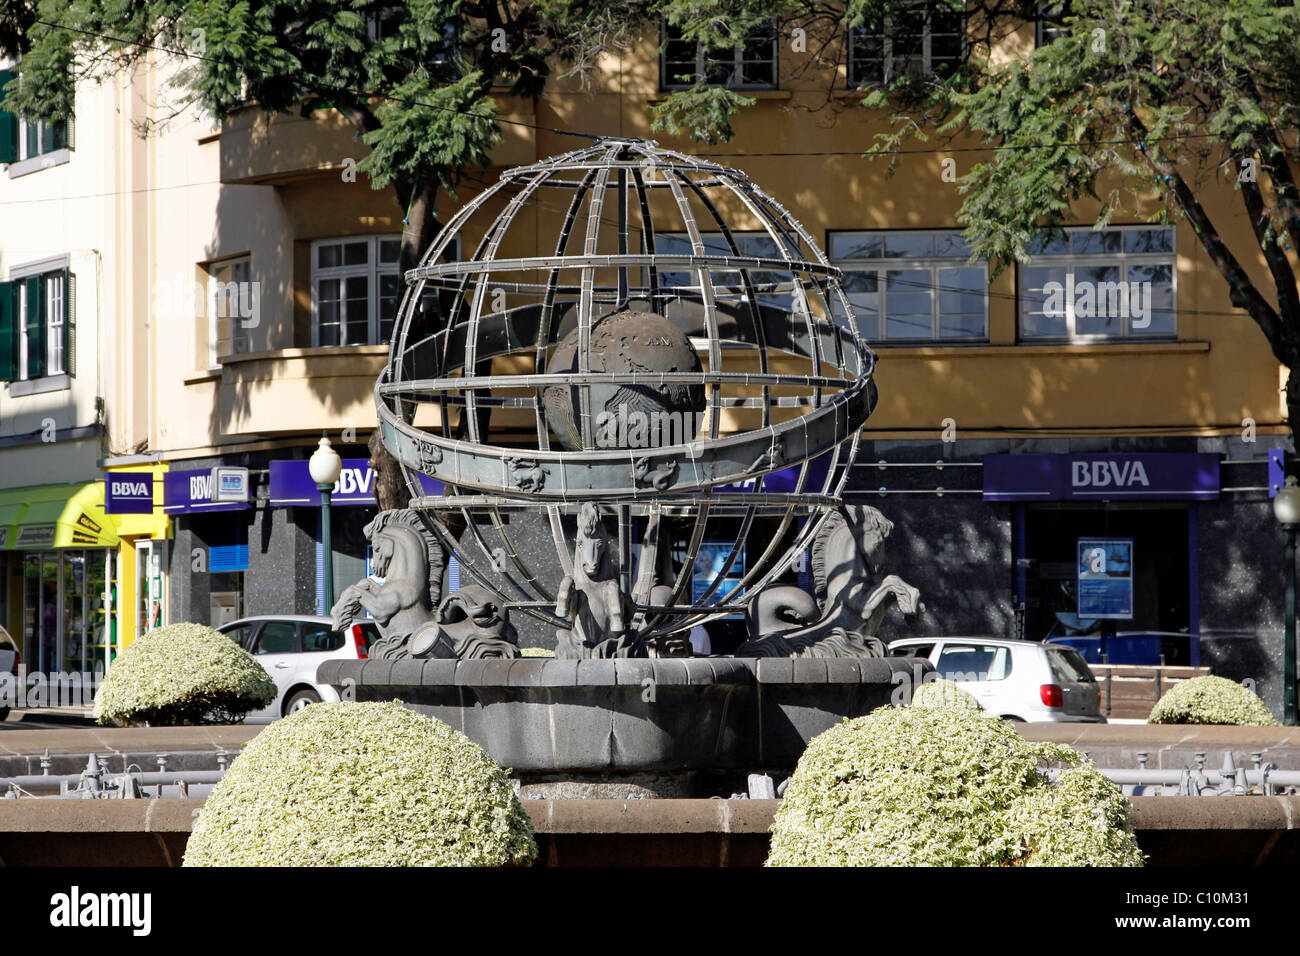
[1,752,230,799]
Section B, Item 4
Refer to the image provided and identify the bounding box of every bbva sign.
[1071,460,1150,488]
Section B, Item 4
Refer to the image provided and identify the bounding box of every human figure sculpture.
[554,502,645,658]
[736,504,922,658]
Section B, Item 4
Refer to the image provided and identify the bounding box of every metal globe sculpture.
[375,138,878,644]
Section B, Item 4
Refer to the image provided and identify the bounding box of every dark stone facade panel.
[1197,497,1286,716]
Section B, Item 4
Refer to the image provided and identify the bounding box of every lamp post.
[1273,474,1300,726]
[309,436,343,614]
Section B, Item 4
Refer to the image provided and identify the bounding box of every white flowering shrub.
[184,701,538,867]
[520,647,554,657]
[94,622,276,726]
[909,678,982,711]
[767,707,1143,867]
[1148,675,1279,726]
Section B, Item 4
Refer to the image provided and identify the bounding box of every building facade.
[3,14,1294,710]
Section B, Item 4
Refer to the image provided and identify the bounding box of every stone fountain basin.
[317,657,929,773]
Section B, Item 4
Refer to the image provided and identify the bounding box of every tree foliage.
[863,0,1300,432]
[5,1,1298,437]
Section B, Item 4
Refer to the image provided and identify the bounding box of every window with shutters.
[0,261,74,385]
[0,65,74,170]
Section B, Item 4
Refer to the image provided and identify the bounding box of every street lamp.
[309,436,343,613]
[1273,474,1300,725]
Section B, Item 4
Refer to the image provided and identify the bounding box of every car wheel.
[284,689,321,715]
[0,706,9,722]
[1001,715,1026,723]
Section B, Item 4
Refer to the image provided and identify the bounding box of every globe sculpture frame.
[371,137,881,653]
[327,139,926,793]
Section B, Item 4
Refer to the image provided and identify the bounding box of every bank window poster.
[693,541,746,617]
[1076,538,1134,620]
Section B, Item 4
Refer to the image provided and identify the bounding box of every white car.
[886,636,1106,723]
[218,615,379,723]
[0,650,15,722]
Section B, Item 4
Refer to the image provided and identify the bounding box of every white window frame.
[311,234,461,347]
[1017,225,1178,342]
[205,255,254,366]
[829,230,988,343]
[660,21,779,91]
[46,272,63,374]
[847,3,966,88]
[18,117,68,162]
[17,280,26,378]
[310,236,399,348]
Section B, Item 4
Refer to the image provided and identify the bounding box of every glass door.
[22,555,39,673]
[135,540,166,637]
[86,551,110,669]
[62,551,86,674]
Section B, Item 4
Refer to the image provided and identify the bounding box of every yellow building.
[4,13,1292,705]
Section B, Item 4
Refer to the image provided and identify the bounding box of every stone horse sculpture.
[332,509,518,660]
[736,504,921,658]
[554,502,645,658]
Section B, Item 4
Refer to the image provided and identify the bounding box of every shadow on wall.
[200,165,435,446]
[876,498,1014,641]
[1198,498,1285,714]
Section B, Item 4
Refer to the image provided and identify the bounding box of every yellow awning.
[0,482,120,550]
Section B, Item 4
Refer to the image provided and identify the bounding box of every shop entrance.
[9,549,113,675]
[134,540,167,638]
[1019,503,1194,664]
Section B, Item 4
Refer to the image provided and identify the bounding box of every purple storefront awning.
[983,453,1220,502]
[164,469,252,513]
[269,459,443,507]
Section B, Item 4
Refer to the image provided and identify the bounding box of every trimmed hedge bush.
[94,622,276,726]
[910,678,982,711]
[184,701,537,867]
[767,707,1143,867]
[1148,675,1279,726]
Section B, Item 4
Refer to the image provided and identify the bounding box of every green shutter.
[0,281,17,381]
[24,274,45,379]
[64,270,75,377]
[0,69,16,164]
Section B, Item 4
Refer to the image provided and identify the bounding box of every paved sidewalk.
[0,706,95,730]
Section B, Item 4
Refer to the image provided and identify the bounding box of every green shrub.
[910,678,982,711]
[1148,675,1278,726]
[184,701,538,867]
[94,622,276,726]
[767,707,1143,867]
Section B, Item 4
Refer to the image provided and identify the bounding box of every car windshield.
[1048,647,1095,683]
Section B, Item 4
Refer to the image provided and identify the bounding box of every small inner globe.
[542,309,706,451]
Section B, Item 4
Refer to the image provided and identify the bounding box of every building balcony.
[219,101,539,186]
[207,345,389,437]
